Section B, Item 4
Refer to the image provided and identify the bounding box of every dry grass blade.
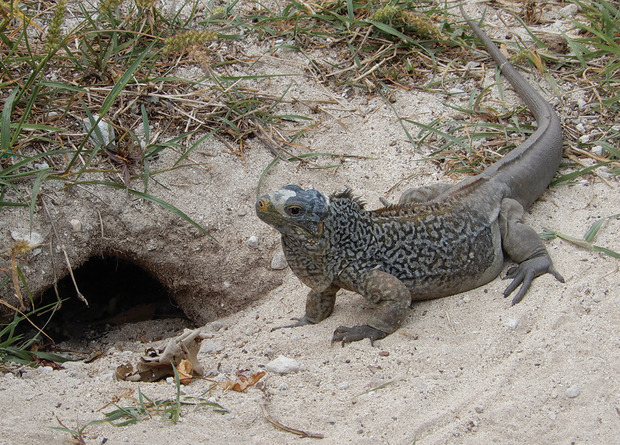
[260,401,324,439]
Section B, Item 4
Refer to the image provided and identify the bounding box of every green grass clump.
[0,301,68,365]
[565,0,620,105]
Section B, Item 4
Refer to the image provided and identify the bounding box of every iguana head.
[256,185,330,239]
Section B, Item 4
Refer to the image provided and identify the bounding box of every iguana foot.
[270,317,312,332]
[331,325,387,346]
[503,257,565,305]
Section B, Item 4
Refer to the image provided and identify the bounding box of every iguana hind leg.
[499,198,565,304]
[332,269,411,345]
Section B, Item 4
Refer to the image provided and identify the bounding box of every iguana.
[256,8,565,345]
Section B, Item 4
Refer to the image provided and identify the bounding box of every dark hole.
[37,255,188,342]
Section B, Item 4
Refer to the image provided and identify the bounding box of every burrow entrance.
[37,255,190,342]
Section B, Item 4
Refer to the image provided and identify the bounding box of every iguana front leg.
[332,269,411,345]
[499,198,565,304]
[271,284,339,331]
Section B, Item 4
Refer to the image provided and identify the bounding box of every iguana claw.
[503,257,565,305]
[331,325,387,346]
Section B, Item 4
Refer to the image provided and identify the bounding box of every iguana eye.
[287,205,304,216]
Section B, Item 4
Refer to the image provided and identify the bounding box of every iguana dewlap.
[256,9,565,344]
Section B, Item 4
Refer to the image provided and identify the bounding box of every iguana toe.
[331,325,387,346]
[503,258,565,305]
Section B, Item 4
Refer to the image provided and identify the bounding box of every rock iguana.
[256,8,565,344]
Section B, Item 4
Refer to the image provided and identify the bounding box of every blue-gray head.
[256,185,330,239]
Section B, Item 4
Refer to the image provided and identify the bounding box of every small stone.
[462,295,471,303]
[591,145,604,156]
[576,98,588,109]
[337,381,350,390]
[578,134,590,144]
[270,251,288,270]
[566,385,580,398]
[548,411,557,420]
[200,340,223,354]
[265,355,301,374]
[247,236,259,249]
[503,318,519,330]
[80,114,115,148]
[474,405,485,414]
[237,206,248,216]
[70,219,82,232]
[34,161,50,170]
[10,229,44,245]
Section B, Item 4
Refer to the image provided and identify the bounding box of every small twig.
[260,402,324,439]
[9,244,25,311]
[356,379,398,397]
[41,197,88,306]
[445,311,458,336]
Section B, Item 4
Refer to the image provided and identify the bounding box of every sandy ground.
[1,1,619,444]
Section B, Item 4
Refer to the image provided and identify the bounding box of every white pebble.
[265,355,301,374]
[70,219,82,232]
[270,251,288,270]
[200,340,223,354]
[503,318,519,330]
[337,381,350,390]
[577,98,588,109]
[247,236,259,249]
[566,385,580,398]
[591,145,604,156]
[98,370,115,382]
[10,229,44,245]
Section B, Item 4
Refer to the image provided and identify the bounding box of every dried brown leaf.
[220,371,266,392]
[176,359,193,384]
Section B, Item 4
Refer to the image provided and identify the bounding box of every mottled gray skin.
[256,10,565,344]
